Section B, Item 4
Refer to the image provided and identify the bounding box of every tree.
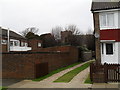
[25,32,39,39]
[65,24,81,35]
[62,24,81,46]
[51,26,63,40]
[20,27,39,37]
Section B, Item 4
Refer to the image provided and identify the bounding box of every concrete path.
[8,61,91,88]
[8,60,119,89]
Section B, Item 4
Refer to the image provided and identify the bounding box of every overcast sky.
[0,0,93,35]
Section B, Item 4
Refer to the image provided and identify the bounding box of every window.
[21,42,25,47]
[25,43,28,47]
[101,43,104,54]
[38,43,41,47]
[10,41,14,46]
[14,41,19,46]
[100,13,114,27]
[106,43,113,55]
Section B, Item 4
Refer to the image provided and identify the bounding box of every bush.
[78,46,90,52]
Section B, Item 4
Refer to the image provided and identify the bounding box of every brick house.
[39,33,56,48]
[1,27,32,52]
[91,1,120,64]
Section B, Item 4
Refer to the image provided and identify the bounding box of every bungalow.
[91,1,120,64]
[1,27,32,52]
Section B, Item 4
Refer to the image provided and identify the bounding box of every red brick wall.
[33,46,71,52]
[2,46,78,79]
[2,45,7,52]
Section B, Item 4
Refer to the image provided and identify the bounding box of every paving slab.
[8,61,91,88]
[92,83,106,88]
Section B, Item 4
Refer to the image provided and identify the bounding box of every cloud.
[1,0,93,34]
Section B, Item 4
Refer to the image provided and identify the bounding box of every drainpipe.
[7,28,10,52]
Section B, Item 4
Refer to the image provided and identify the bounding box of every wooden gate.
[106,64,120,82]
[35,62,48,78]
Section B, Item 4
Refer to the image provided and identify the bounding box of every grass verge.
[33,61,82,81]
[84,74,92,84]
[0,87,8,90]
[54,60,93,83]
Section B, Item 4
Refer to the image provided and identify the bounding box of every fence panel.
[90,63,120,83]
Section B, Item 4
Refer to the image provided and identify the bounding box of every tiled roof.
[91,2,120,11]
[1,28,26,40]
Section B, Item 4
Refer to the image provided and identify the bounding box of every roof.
[91,1,120,11]
[1,28,26,40]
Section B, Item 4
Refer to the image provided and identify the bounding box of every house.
[39,33,56,48]
[28,38,43,51]
[91,1,120,64]
[1,27,32,52]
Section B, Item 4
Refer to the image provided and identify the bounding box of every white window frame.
[104,42,115,56]
[38,43,41,47]
[100,12,115,28]
[10,39,20,47]
[25,43,28,47]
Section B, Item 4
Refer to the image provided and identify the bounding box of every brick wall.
[32,46,71,52]
[93,12,101,64]
[2,46,78,79]
[2,45,7,52]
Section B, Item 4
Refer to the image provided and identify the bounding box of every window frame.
[106,43,114,55]
[100,12,115,27]
[38,43,41,47]
[101,43,104,54]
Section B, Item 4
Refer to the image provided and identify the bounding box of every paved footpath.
[8,60,119,88]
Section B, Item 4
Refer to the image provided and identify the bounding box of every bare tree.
[20,27,39,37]
[65,24,81,35]
[51,26,63,40]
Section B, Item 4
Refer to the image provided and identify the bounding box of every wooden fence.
[90,63,120,83]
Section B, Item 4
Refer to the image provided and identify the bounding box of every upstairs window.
[25,43,28,47]
[10,41,14,46]
[14,41,19,46]
[100,13,114,27]
[106,43,113,55]
[38,43,41,47]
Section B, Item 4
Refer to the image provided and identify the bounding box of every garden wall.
[2,46,78,79]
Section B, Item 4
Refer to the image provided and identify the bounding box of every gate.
[35,62,48,78]
[106,64,120,82]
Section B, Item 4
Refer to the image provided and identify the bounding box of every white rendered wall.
[101,42,119,64]
[118,42,120,64]
[99,10,119,30]
[10,46,32,51]
[118,10,120,28]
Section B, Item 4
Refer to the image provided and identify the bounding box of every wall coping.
[1,51,69,54]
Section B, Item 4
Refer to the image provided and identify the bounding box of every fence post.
[104,63,108,83]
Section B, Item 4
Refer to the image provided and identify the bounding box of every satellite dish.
[94,33,100,38]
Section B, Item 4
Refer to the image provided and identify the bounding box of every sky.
[0,0,93,35]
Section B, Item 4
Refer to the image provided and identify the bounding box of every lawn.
[33,61,82,81]
[54,60,93,83]
[84,74,92,84]
[0,87,8,90]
